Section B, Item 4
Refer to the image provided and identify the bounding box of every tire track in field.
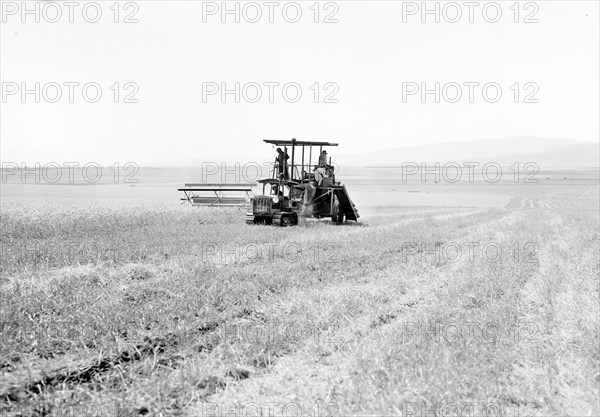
[281,208,491,246]
[510,210,600,416]
[359,207,468,220]
[505,196,599,210]
[354,208,486,230]
[0,310,253,403]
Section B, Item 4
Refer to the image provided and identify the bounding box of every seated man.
[271,184,282,198]
[313,165,326,186]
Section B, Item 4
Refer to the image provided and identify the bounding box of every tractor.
[246,139,359,226]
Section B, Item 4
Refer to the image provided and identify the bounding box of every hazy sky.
[1,0,598,165]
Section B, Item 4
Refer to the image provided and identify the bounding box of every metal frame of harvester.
[246,139,359,226]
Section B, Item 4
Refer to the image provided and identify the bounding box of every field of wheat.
[1,196,598,416]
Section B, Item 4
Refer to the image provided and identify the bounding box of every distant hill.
[147,137,598,169]
[335,137,599,169]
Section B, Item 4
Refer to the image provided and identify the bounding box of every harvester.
[246,139,359,226]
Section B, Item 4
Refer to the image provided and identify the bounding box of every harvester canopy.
[263,138,339,183]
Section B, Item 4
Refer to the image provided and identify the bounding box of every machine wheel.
[290,212,298,226]
[247,216,271,225]
[331,198,344,224]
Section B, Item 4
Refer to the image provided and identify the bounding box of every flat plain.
[1,167,598,416]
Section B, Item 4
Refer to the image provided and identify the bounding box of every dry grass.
[0,199,598,416]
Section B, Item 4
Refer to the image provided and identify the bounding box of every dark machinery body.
[246,139,359,226]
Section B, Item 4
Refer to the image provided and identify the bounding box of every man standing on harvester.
[318,150,328,166]
[276,148,289,180]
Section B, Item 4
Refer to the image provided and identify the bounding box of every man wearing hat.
[276,148,289,180]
